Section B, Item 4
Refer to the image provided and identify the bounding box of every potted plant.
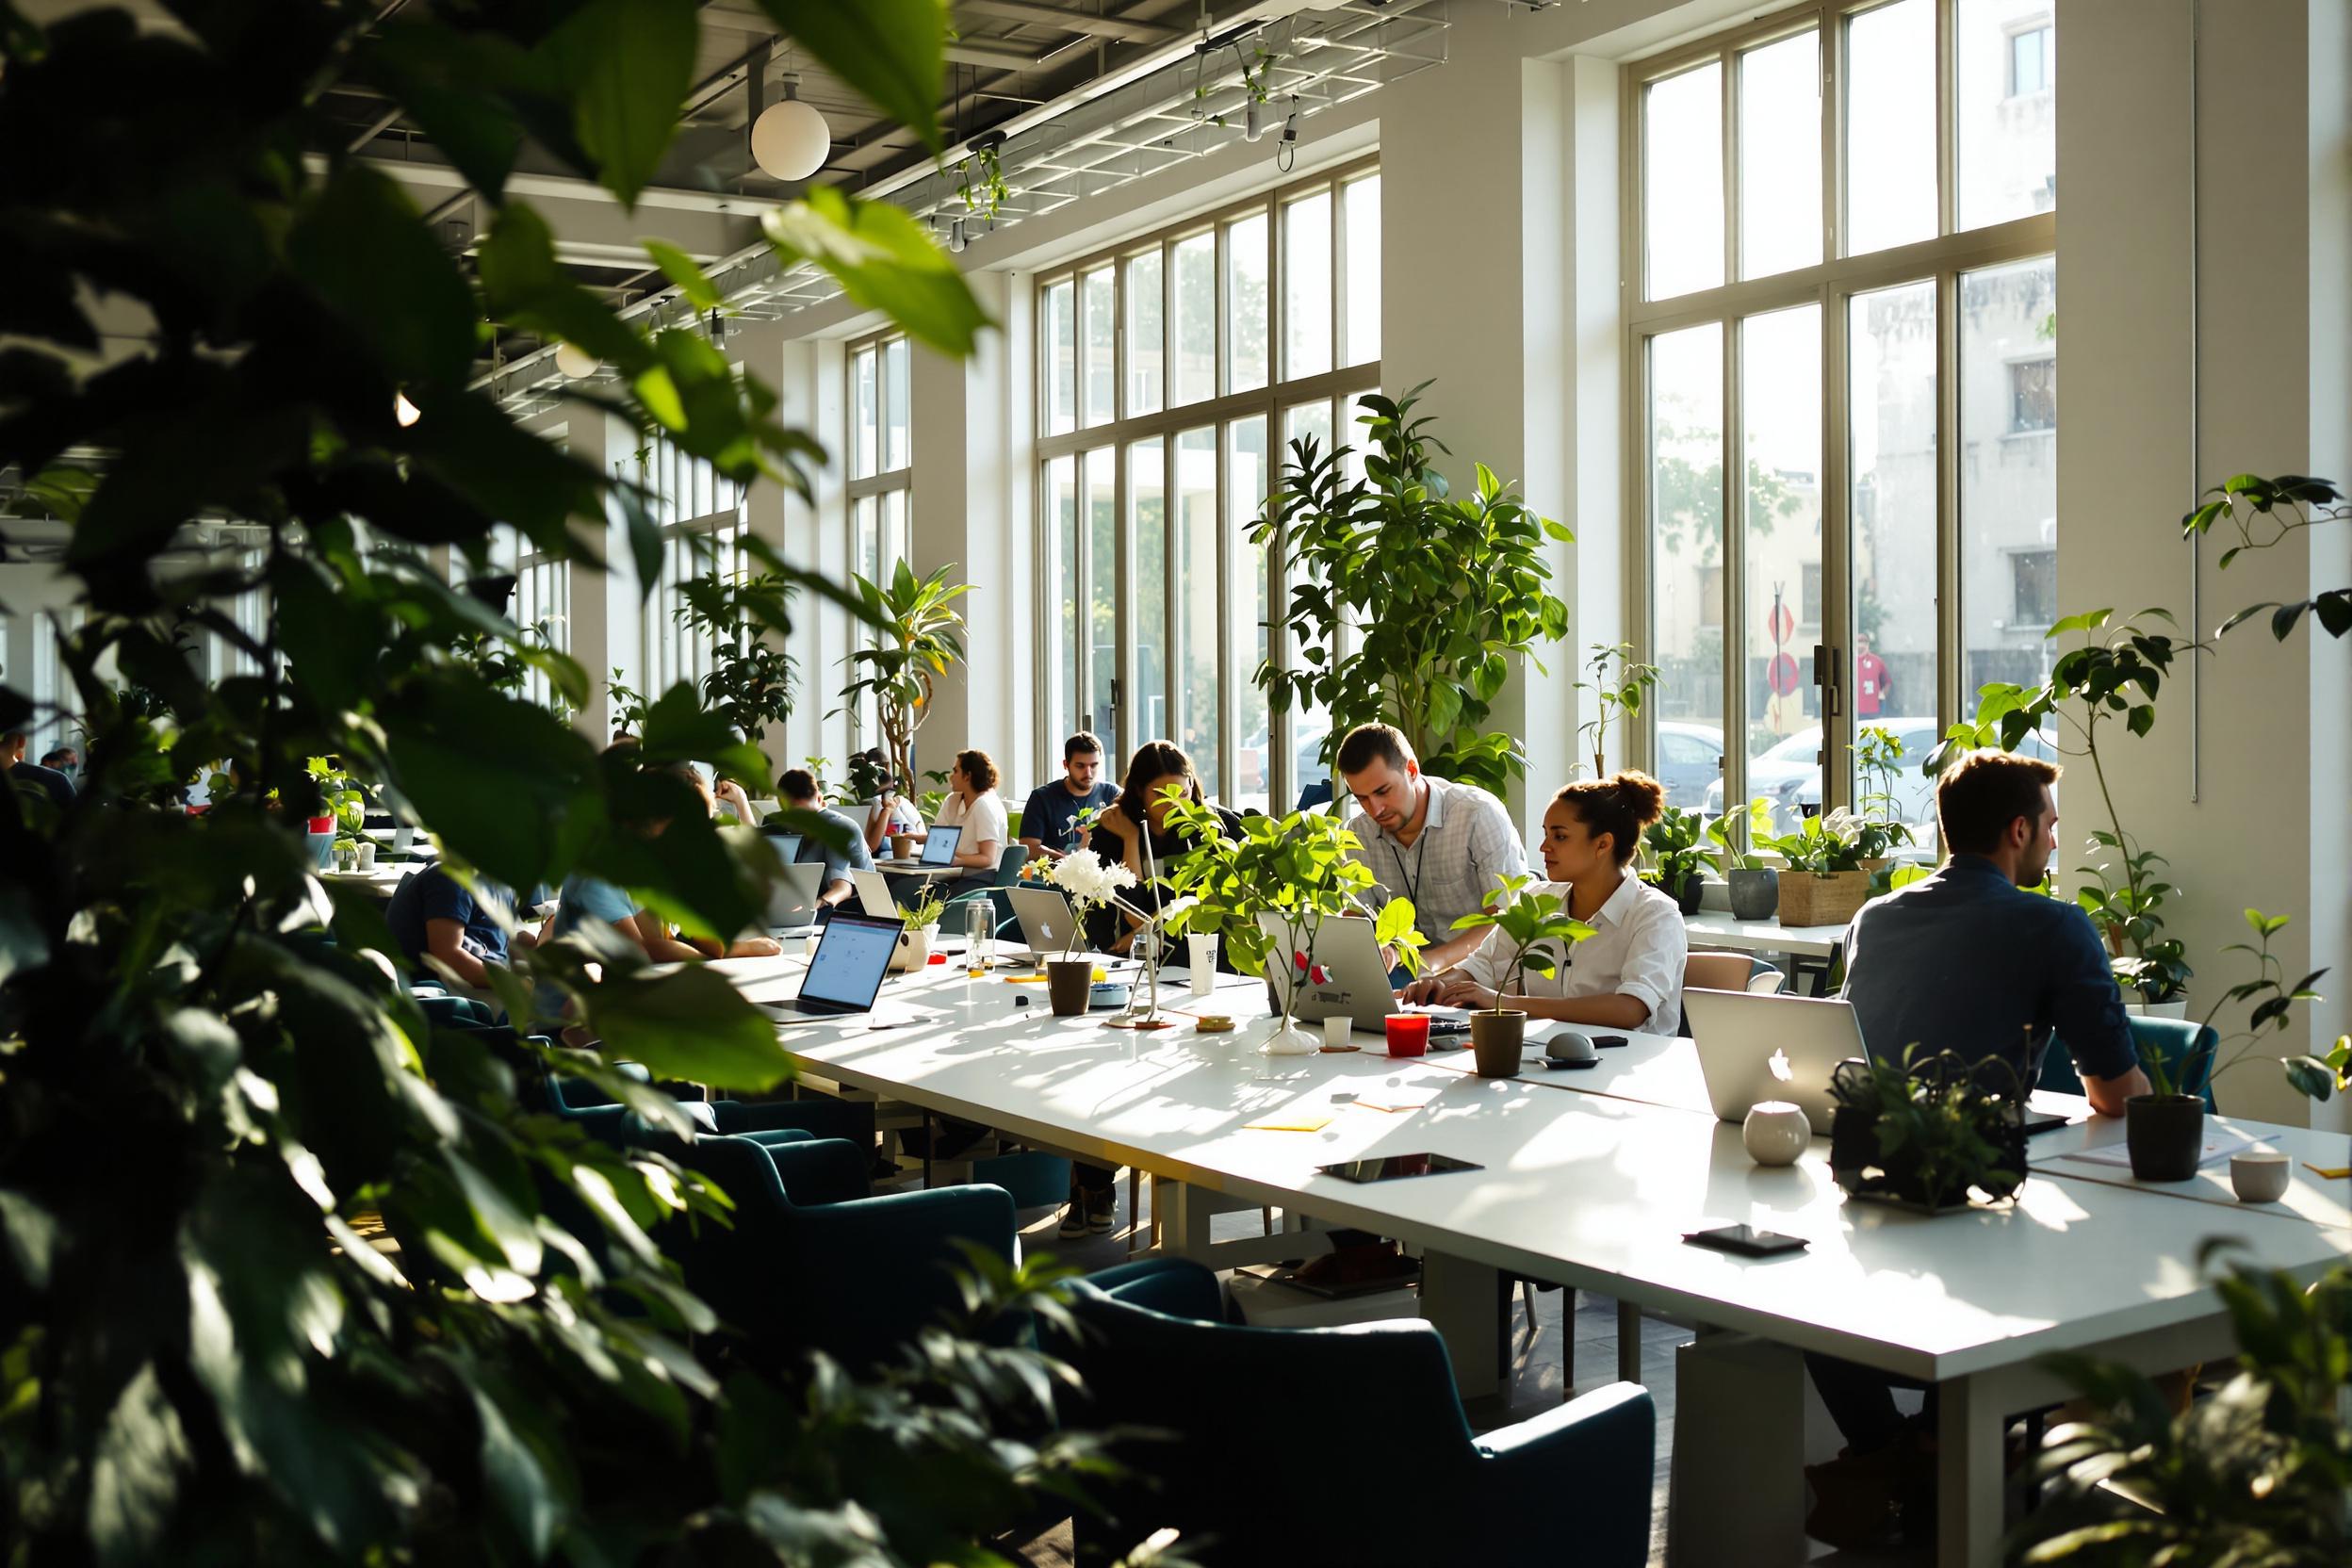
[1573,641,1659,777]
[832,560,971,814]
[1160,803,1424,1054]
[305,756,368,873]
[1706,797,1779,921]
[1038,849,1137,1014]
[1825,1047,2029,1213]
[1640,805,1711,916]
[1756,811,1872,927]
[890,883,950,973]
[679,567,798,750]
[1446,875,1595,1077]
[1850,725,1920,883]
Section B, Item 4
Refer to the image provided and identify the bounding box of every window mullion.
[1821,284,1854,816]
[1934,268,1962,746]
[1721,319,1747,825]
[1936,0,1957,238]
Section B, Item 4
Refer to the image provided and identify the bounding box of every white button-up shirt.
[1457,874,1690,1036]
[1345,775,1527,941]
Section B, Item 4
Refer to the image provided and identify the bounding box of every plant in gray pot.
[1706,797,1778,921]
[1447,875,1594,1077]
[1640,805,1711,916]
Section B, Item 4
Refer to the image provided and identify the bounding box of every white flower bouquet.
[1040,849,1137,959]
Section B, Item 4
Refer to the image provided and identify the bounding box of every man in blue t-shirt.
[1018,730,1119,864]
[387,864,531,989]
[776,767,874,915]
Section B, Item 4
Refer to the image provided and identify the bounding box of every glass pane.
[1960,254,2059,720]
[853,495,881,735]
[1228,416,1271,813]
[883,337,909,470]
[1849,280,1941,841]
[1131,436,1167,747]
[881,488,906,570]
[1174,426,1220,792]
[1643,62,1723,300]
[1226,212,1268,395]
[1171,233,1215,406]
[1282,401,1333,797]
[1845,0,1937,256]
[1341,174,1381,366]
[1082,267,1115,427]
[1126,249,1164,416]
[852,348,876,480]
[1740,32,1821,280]
[1046,456,1078,744]
[1740,303,1822,835]
[1648,322,1725,809]
[1045,281,1076,436]
[1957,0,2057,229]
[1283,189,1332,380]
[1085,448,1119,759]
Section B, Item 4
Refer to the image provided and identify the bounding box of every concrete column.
[560,402,628,744]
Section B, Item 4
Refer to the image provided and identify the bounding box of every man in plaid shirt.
[1335,723,1527,974]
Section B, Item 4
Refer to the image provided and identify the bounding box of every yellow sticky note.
[2303,1163,2351,1180]
[1242,1114,1331,1133]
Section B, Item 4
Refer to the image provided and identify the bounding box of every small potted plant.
[1757,810,1872,927]
[1641,805,1712,916]
[1706,797,1779,921]
[1851,726,1920,884]
[1446,874,1594,1077]
[305,756,368,873]
[890,883,950,973]
[1038,849,1136,1015]
[1826,1046,2029,1213]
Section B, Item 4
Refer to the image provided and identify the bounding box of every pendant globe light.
[751,74,829,182]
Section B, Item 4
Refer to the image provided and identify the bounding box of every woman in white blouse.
[1399,771,1689,1035]
[918,748,1009,874]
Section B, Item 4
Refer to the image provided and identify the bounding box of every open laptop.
[1007,885,1080,958]
[875,823,960,871]
[849,868,896,918]
[1255,912,1471,1036]
[760,909,905,1021]
[761,860,825,937]
[1684,988,1867,1134]
[763,831,805,865]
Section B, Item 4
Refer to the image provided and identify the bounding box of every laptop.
[875,823,960,871]
[762,909,905,1020]
[763,830,805,865]
[761,861,825,936]
[849,868,896,918]
[1684,988,1867,1134]
[1254,913,1470,1036]
[1008,885,1081,957]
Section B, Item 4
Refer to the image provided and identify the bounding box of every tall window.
[1035,159,1380,809]
[636,432,743,700]
[845,332,913,741]
[1626,0,2057,843]
[486,527,571,715]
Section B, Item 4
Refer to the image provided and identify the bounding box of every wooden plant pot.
[1469,1010,1527,1078]
[1777,870,1870,927]
[1046,957,1094,1017]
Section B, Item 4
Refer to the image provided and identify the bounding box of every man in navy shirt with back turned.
[1018,730,1119,863]
[1804,747,2148,1549]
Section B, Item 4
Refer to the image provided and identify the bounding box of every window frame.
[1619,0,2058,832]
[845,330,915,743]
[1030,155,1380,808]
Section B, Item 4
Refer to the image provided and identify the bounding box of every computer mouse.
[1546,1030,1598,1064]
[1012,993,1031,1007]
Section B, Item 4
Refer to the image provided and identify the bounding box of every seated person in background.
[1802,749,2149,1550]
[906,749,1008,876]
[708,770,755,824]
[775,766,874,914]
[4,729,75,809]
[1020,729,1119,862]
[854,746,922,855]
[548,761,782,963]
[1399,772,1688,1035]
[1336,723,1526,977]
[387,862,536,991]
[40,746,78,786]
[1085,739,1242,955]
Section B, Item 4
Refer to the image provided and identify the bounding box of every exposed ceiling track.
[480,1,1448,413]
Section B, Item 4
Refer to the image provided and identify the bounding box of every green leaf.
[641,237,722,310]
[2044,608,2112,640]
[540,0,699,207]
[2282,1056,2337,1102]
[757,0,947,154]
[89,1364,192,1568]
[763,187,991,358]
[582,965,795,1091]
[476,204,650,371]
[286,164,478,387]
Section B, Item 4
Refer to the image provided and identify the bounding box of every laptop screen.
[765,832,804,864]
[918,823,962,866]
[798,911,903,1012]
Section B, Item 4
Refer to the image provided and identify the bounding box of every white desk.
[1682,912,1847,959]
[713,956,2351,1568]
[318,861,425,899]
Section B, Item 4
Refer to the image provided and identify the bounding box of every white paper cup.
[1323,1015,1353,1050]
[355,841,377,871]
[1187,932,1217,997]
[2230,1151,2291,1203]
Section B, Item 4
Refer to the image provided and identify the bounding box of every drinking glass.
[964,897,993,976]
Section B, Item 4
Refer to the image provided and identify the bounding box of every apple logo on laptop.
[1040,921,1056,941]
[1768,1047,1794,1083]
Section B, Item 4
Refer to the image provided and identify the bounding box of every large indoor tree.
[0,2,1142,1562]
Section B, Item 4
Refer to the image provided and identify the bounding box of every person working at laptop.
[1020,729,1119,862]
[901,749,1009,876]
[1396,772,1688,1035]
[546,761,783,964]
[776,766,874,915]
[1084,740,1241,956]
[1802,748,2148,1549]
[1336,724,1526,977]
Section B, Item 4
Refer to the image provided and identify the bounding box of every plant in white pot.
[1446,875,1594,1077]
[1038,849,1136,1015]
[1160,803,1423,1054]
[890,883,950,974]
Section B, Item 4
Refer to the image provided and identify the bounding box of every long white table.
[709,955,2351,1568]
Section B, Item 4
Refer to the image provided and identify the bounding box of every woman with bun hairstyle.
[1398,771,1690,1034]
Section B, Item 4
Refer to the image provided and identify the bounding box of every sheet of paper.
[2061,1132,2255,1170]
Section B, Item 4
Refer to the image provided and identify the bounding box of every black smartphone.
[1682,1223,1809,1258]
[1318,1152,1484,1184]
[1593,1034,1631,1049]
[2021,1111,2073,1136]
[1540,1056,1601,1071]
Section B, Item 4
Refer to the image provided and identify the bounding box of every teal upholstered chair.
[2040,1016,2218,1109]
[1054,1258,1656,1568]
[945,843,1032,928]
[669,1133,1018,1373]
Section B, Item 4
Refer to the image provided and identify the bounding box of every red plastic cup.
[1384,1013,1431,1057]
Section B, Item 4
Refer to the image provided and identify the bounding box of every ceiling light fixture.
[750,74,829,182]
[393,391,422,428]
[948,216,968,254]
[553,342,600,380]
[1243,100,1264,141]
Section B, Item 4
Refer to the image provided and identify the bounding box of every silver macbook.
[761,909,905,1021]
[1254,913,1466,1035]
[1684,988,1866,1134]
[876,823,960,870]
[849,868,896,918]
[761,860,825,935]
[1008,885,1081,957]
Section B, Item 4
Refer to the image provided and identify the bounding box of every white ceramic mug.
[354,840,377,871]
[1323,1015,1353,1050]
[2230,1151,2291,1203]
[1741,1100,1811,1167]
[1187,932,1217,997]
